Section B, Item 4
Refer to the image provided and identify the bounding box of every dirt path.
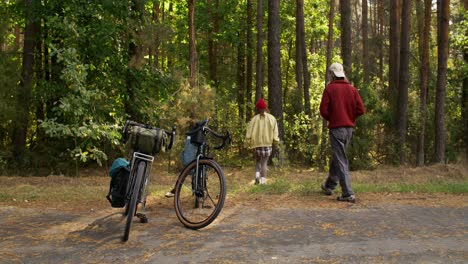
[0,194,467,264]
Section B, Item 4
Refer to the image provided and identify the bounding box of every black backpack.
[106,159,130,208]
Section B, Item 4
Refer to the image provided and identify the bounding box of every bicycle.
[173,119,231,229]
[121,120,175,241]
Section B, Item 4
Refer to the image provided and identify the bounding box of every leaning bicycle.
[121,120,175,241]
[173,119,231,229]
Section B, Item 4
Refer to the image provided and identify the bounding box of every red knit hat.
[256,98,267,110]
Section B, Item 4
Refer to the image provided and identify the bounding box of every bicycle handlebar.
[205,126,231,150]
[122,120,176,151]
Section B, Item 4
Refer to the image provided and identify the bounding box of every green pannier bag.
[127,126,167,155]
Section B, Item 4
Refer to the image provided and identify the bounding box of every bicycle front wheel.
[174,159,226,229]
[123,161,145,241]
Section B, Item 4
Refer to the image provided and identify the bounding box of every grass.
[239,162,468,195]
[0,185,107,203]
[248,178,292,194]
[0,162,466,207]
[353,182,468,194]
[245,181,468,195]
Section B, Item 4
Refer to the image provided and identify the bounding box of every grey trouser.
[324,127,354,196]
[255,155,269,178]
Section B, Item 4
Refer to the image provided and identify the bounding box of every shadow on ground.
[0,194,467,264]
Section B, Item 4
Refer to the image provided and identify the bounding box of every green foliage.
[0,53,19,154]
[348,80,382,169]
[159,81,216,129]
[38,44,122,168]
[283,112,320,165]
[451,6,468,52]
[2,0,468,174]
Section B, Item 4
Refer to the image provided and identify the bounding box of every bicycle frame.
[120,119,175,241]
[173,123,228,229]
[187,122,230,198]
[192,143,206,196]
[128,152,154,210]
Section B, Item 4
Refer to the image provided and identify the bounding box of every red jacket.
[320,80,365,128]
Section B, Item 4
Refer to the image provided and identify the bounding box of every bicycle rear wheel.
[123,161,145,241]
[174,159,226,229]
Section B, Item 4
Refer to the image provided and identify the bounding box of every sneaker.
[165,190,175,198]
[336,194,356,203]
[321,184,333,196]
[260,177,266,185]
[255,178,260,185]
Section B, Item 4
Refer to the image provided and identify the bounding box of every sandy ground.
[0,163,466,263]
[0,192,466,264]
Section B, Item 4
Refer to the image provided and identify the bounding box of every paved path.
[0,201,467,263]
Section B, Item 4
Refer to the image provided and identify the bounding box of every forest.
[0,0,467,175]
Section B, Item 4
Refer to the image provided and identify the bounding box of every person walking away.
[319,62,365,203]
[245,98,280,185]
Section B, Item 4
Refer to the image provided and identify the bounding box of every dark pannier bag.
[106,158,130,208]
[127,126,166,155]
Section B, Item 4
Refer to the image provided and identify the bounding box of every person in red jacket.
[319,62,365,203]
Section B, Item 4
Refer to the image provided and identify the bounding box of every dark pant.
[324,127,354,197]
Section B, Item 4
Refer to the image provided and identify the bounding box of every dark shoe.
[321,184,333,196]
[255,178,260,185]
[337,195,356,203]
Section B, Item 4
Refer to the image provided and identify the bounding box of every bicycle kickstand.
[136,213,148,223]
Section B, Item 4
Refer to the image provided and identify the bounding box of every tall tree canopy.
[0,0,466,174]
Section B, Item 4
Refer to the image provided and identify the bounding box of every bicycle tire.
[123,161,145,241]
[174,159,226,229]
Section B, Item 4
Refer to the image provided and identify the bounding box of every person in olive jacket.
[320,62,365,203]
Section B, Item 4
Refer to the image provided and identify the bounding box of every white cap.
[329,62,346,78]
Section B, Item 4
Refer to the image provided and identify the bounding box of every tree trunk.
[44,22,50,81]
[389,0,401,98]
[188,0,198,88]
[255,0,264,102]
[396,0,411,164]
[152,2,161,69]
[294,0,305,115]
[268,0,284,139]
[416,0,432,166]
[246,0,254,120]
[33,9,44,151]
[237,32,246,123]
[462,0,468,159]
[284,39,293,103]
[13,0,37,165]
[362,0,369,84]
[378,0,384,82]
[14,26,21,51]
[301,40,311,116]
[434,0,450,163]
[207,0,219,88]
[296,0,310,115]
[125,0,145,120]
[339,0,352,81]
[320,0,336,171]
[128,0,145,70]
